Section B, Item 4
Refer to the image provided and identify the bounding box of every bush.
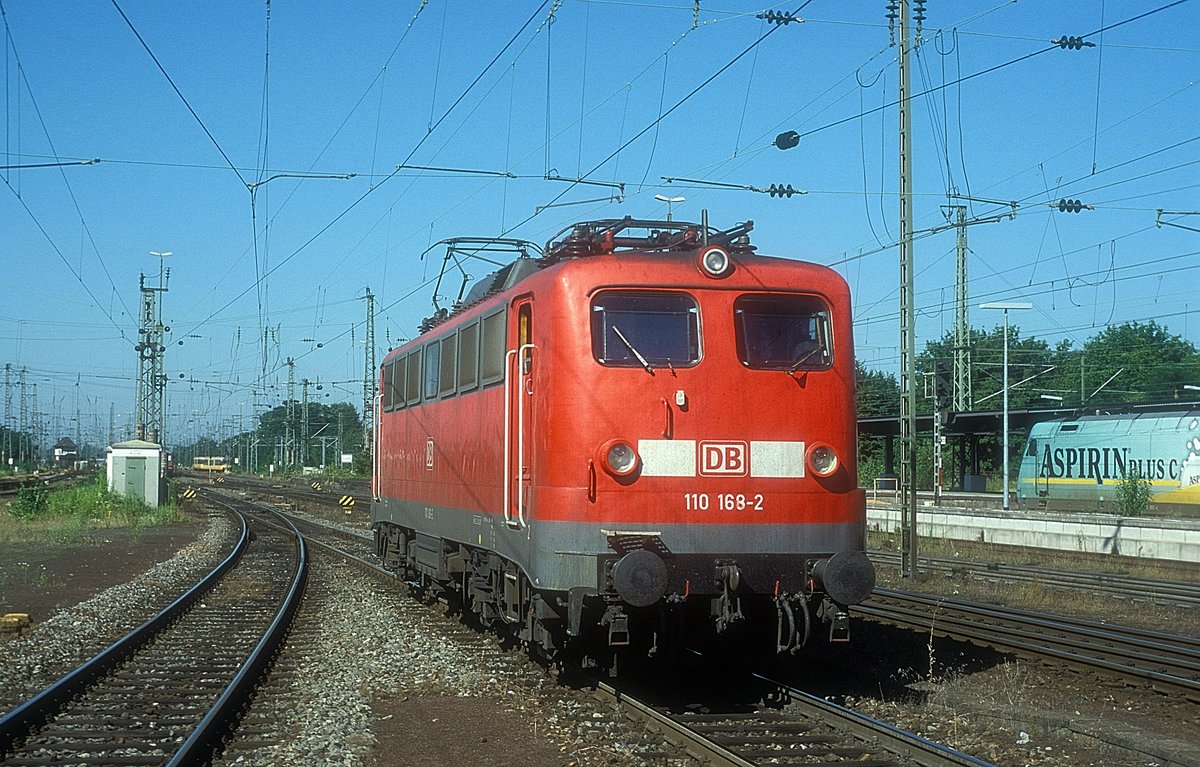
[10,485,49,520]
[7,476,179,527]
[1116,464,1152,517]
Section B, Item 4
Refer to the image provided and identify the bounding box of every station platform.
[866,500,1200,564]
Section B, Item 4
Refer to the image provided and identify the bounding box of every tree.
[1078,321,1200,403]
[855,360,899,417]
[917,325,1064,413]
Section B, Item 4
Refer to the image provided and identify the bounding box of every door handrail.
[503,349,518,526]
[516,343,534,528]
[503,344,535,528]
[373,393,383,501]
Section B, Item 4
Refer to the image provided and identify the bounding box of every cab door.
[504,299,534,527]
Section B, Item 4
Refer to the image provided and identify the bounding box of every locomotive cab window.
[591,291,700,368]
[735,294,832,371]
[439,334,458,397]
[423,344,440,401]
[381,361,395,411]
[405,351,422,405]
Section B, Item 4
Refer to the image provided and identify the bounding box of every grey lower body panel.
[372,496,866,594]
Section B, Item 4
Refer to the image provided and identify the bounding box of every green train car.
[1016,410,1200,508]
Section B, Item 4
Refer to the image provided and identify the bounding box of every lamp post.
[980,301,1032,511]
[654,194,685,222]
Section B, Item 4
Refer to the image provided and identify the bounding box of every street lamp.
[980,301,1032,511]
[149,251,173,290]
[654,194,685,222]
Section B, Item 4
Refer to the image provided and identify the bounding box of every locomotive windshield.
[735,294,832,370]
[591,291,700,369]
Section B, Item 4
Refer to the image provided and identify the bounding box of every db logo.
[699,441,748,476]
[425,438,435,471]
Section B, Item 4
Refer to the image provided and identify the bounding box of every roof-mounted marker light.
[697,245,732,278]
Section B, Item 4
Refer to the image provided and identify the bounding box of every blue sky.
[2,1,1198,449]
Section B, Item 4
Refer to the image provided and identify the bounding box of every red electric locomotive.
[372,217,874,664]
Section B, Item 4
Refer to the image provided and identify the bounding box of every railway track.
[233,494,998,766]
[0,495,307,765]
[870,549,1200,607]
[595,672,993,767]
[859,588,1200,701]
[226,479,1200,700]
[0,469,92,498]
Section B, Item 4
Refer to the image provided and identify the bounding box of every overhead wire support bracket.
[246,172,356,192]
[662,176,807,197]
[1,158,100,170]
[927,201,1018,235]
[544,171,625,197]
[534,195,622,213]
[396,163,516,178]
[1155,209,1200,233]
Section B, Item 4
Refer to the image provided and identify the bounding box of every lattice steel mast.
[362,287,376,455]
[134,268,169,445]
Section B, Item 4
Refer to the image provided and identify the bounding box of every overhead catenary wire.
[177,1,555,387]
[0,2,132,340]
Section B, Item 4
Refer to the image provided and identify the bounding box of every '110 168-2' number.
[684,493,764,511]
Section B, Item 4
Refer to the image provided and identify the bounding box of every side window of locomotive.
[457,322,479,392]
[591,291,700,368]
[480,310,505,384]
[390,355,406,411]
[405,351,422,405]
[381,361,395,411]
[439,334,458,397]
[423,344,440,401]
[734,294,832,370]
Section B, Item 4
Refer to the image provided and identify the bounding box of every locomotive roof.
[1033,409,1200,428]
[418,216,758,335]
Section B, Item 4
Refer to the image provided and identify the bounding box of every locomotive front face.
[528,253,873,630]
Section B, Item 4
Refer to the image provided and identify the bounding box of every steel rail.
[0,494,309,765]
[0,508,251,754]
[870,550,1200,607]
[168,492,309,765]
[591,675,993,767]
[750,672,994,767]
[593,681,755,767]
[234,495,994,767]
[861,588,1200,699]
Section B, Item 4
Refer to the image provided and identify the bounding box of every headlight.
[602,440,639,477]
[807,444,838,477]
[697,246,732,278]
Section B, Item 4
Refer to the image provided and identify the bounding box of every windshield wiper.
[788,344,826,373]
[612,326,655,375]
